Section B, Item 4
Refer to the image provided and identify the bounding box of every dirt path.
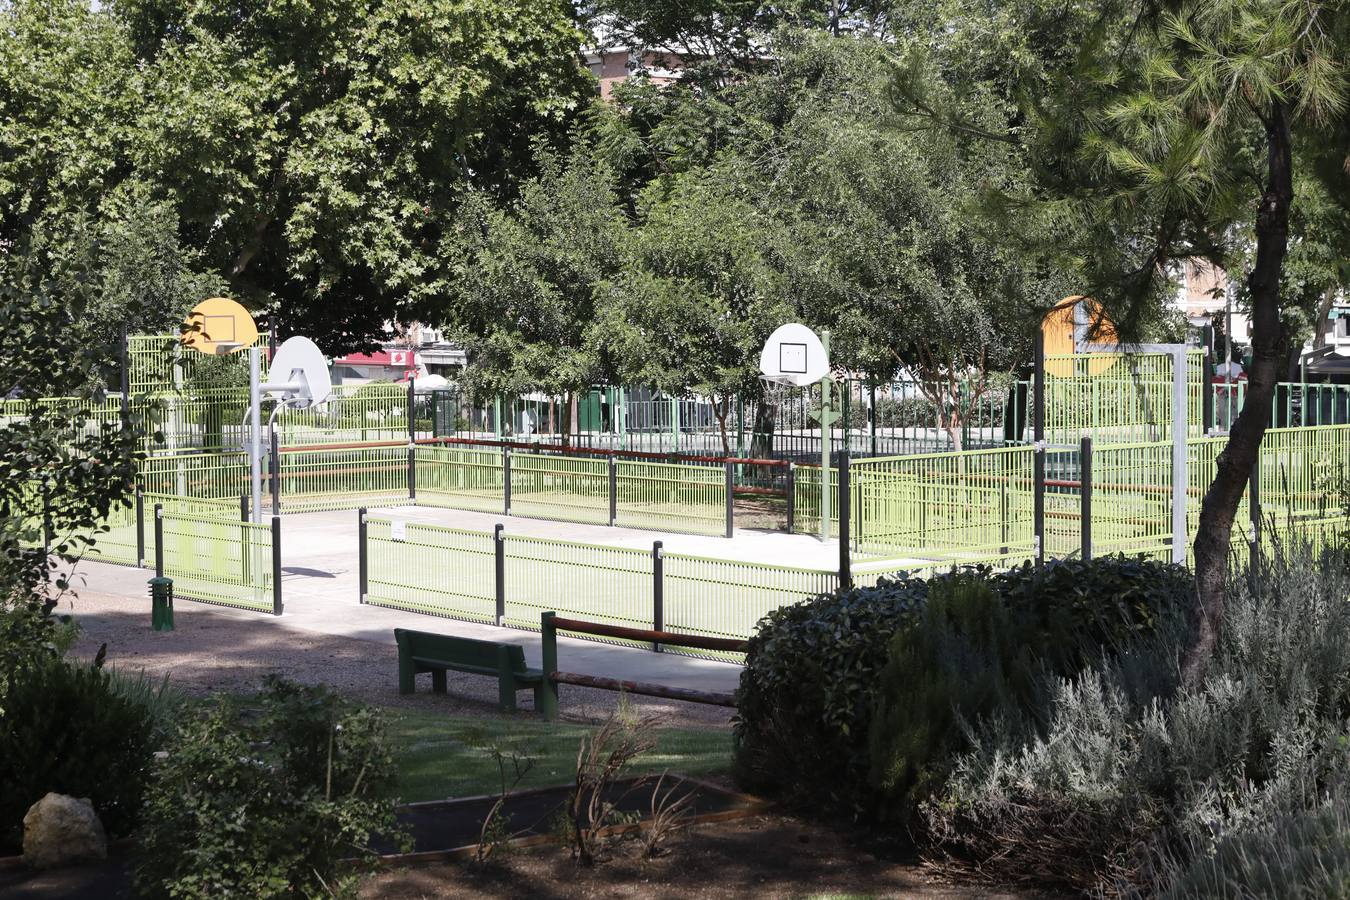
[361,813,1036,899]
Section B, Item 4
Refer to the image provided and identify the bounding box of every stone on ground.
[22,793,107,870]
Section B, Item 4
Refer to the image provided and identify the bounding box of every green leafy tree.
[893,0,1350,676]
[1,0,593,352]
[600,161,789,453]
[441,148,629,438]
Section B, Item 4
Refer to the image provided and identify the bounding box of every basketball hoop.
[758,373,797,406]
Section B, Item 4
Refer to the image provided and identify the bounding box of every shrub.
[734,555,1190,815]
[0,654,157,850]
[868,575,1048,820]
[991,555,1194,656]
[134,677,405,900]
[925,543,1350,894]
[733,573,930,810]
[1155,785,1350,899]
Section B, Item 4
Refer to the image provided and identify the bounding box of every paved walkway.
[72,504,858,695]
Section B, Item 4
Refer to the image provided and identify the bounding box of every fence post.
[503,448,512,516]
[407,377,415,442]
[724,462,735,538]
[271,515,283,616]
[154,503,164,578]
[1249,459,1261,574]
[1080,436,1092,561]
[1034,445,1046,565]
[119,324,130,427]
[239,493,249,523]
[1202,325,1215,434]
[407,445,417,503]
[608,456,618,527]
[136,487,145,567]
[540,611,559,720]
[41,479,51,555]
[358,508,368,604]
[269,427,281,514]
[652,541,664,652]
[1033,331,1046,565]
[494,524,506,626]
[785,464,795,533]
[869,381,878,457]
[839,452,852,588]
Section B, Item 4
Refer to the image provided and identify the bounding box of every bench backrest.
[394,628,528,673]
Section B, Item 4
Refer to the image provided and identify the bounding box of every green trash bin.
[149,577,174,632]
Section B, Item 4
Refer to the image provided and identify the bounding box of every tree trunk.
[1185,102,1292,683]
[714,396,731,457]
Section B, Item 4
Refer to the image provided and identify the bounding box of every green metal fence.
[364,517,496,621]
[414,445,506,513]
[615,460,726,534]
[848,446,1037,559]
[361,514,877,656]
[411,445,730,537]
[155,508,277,613]
[140,451,250,500]
[508,453,610,525]
[279,445,410,512]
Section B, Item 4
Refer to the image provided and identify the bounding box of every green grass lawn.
[387,708,734,803]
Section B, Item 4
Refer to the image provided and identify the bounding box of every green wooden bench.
[394,627,545,713]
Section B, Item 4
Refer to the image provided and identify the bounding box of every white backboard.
[261,336,333,408]
[760,323,828,386]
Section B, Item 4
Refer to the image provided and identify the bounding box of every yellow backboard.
[1042,296,1118,376]
[182,297,259,355]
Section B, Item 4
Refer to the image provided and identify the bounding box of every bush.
[868,575,1046,820]
[925,543,1350,894]
[1156,786,1350,899]
[734,556,1190,815]
[134,677,405,899]
[0,654,157,850]
[733,573,930,810]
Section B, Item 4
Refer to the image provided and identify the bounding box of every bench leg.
[496,646,517,713]
[533,682,552,719]
[431,669,447,694]
[398,654,415,695]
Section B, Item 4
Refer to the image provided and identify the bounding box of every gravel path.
[62,589,735,728]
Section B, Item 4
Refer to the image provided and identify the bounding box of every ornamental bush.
[0,653,157,850]
[734,555,1192,815]
[134,677,405,900]
[733,573,931,811]
[926,544,1350,895]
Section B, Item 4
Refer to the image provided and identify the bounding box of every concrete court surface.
[68,505,863,695]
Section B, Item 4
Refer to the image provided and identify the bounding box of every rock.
[21,793,107,870]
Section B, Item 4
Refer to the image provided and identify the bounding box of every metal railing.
[359,512,884,658]
[153,505,280,614]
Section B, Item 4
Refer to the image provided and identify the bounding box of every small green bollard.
[149,577,174,632]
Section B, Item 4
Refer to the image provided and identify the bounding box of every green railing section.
[849,446,1037,559]
[414,445,506,513]
[155,509,275,613]
[140,451,250,500]
[82,500,140,567]
[509,453,610,525]
[840,422,1349,569]
[661,552,839,645]
[279,445,410,512]
[364,518,496,622]
[412,445,729,537]
[1040,350,1205,446]
[615,459,725,534]
[361,514,882,655]
[499,533,653,631]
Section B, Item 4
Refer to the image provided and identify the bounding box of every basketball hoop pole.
[819,329,832,542]
[250,346,263,522]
